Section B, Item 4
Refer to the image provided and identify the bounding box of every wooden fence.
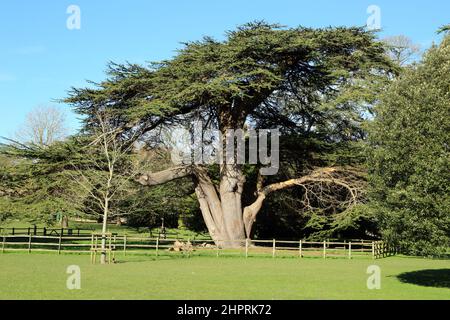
[149,229,211,240]
[0,234,394,260]
[372,240,397,259]
[0,226,211,240]
[0,226,93,237]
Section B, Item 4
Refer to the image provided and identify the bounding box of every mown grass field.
[0,253,448,300]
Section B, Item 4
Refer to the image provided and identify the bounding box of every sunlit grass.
[0,253,448,300]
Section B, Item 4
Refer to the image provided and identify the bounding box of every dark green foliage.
[368,35,450,256]
[0,140,86,224]
[0,138,200,228]
[125,179,202,230]
[64,22,395,140]
[437,24,450,34]
[252,140,375,240]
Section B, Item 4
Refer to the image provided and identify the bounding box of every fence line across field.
[0,226,94,237]
[0,234,396,260]
[0,226,212,242]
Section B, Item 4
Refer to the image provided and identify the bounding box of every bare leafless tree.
[383,35,421,66]
[17,105,67,146]
[67,112,145,264]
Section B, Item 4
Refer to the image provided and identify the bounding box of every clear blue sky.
[0,0,448,138]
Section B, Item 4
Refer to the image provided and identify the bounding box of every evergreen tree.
[65,22,394,246]
[368,34,450,256]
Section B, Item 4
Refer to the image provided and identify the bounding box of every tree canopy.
[61,22,395,246]
[66,22,395,140]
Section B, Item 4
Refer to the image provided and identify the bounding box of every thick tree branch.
[243,167,364,237]
[138,166,192,186]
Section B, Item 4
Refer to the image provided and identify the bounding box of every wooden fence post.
[123,234,127,256]
[348,242,352,259]
[108,234,112,264]
[90,234,94,264]
[372,241,375,259]
[187,238,191,258]
[94,235,98,263]
[323,241,326,259]
[28,235,32,253]
[58,233,62,255]
[299,240,302,258]
[155,236,159,258]
[272,239,276,258]
[245,238,249,258]
[2,235,5,253]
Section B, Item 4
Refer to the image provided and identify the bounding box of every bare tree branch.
[243,167,365,237]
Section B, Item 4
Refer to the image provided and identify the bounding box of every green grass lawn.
[0,253,448,300]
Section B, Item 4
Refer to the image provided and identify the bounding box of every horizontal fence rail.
[0,234,394,260]
[0,226,212,240]
[0,226,94,237]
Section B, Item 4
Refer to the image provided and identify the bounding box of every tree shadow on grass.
[397,269,450,288]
